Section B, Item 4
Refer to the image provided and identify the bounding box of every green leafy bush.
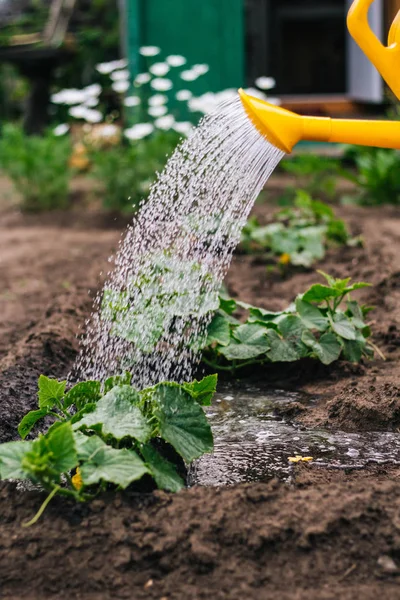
[91,131,180,213]
[0,372,216,524]
[0,124,72,211]
[241,191,357,267]
[341,146,400,206]
[203,272,376,372]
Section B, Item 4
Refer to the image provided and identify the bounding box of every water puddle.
[190,384,400,486]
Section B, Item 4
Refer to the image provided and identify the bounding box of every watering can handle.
[347,0,400,99]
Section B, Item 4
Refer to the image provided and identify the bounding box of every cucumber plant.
[203,272,378,372]
[240,191,360,268]
[0,372,217,525]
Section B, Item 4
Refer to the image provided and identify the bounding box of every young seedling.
[240,190,360,268]
[203,272,378,372]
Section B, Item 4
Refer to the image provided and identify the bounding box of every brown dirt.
[1,174,400,599]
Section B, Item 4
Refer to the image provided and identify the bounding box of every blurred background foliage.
[0,0,120,123]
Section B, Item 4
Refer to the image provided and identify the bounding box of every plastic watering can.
[239,0,400,153]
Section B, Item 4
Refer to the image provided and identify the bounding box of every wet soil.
[1,175,400,598]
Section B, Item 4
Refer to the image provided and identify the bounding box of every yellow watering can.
[239,0,400,153]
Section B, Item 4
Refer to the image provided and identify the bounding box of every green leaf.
[18,409,49,440]
[206,314,231,346]
[74,431,106,460]
[302,284,341,304]
[342,340,363,362]
[278,315,308,339]
[38,375,66,409]
[0,441,33,480]
[330,313,356,340]
[317,271,371,295]
[296,298,328,331]
[317,270,341,287]
[153,384,213,463]
[346,301,365,329]
[219,296,237,315]
[182,374,218,406]
[104,372,132,393]
[239,303,286,324]
[266,330,302,362]
[343,282,371,294]
[277,315,309,358]
[74,385,151,443]
[80,446,149,489]
[233,323,269,346]
[220,340,270,360]
[70,403,96,425]
[141,444,184,492]
[46,422,77,473]
[63,381,101,410]
[302,331,342,365]
[219,323,270,360]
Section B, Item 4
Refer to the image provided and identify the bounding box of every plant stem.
[48,411,64,421]
[22,485,60,527]
[202,356,234,372]
[368,340,386,361]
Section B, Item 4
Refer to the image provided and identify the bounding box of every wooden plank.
[280,95,364,116]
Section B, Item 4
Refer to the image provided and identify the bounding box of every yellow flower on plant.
[288,455,313,463]
[72,467,83,490]
[279,253,291,265]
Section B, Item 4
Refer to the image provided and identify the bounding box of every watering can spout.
[239,89,400,153]
[238,89,303,154]
[239,0,400,154]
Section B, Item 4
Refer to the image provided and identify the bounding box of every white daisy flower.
[83,109,103,123]
[176,90,192,101]
[166,55,186,67]
[180,70,199,81]
[173,121,193,136]
[149,62,170,77]
[124,123,154,140]
[84,84,102,97]
[150,78,173,91]
[84,97,99,108]
[154,115,175,130]
[53,123,69,136]
[69,105,88,119]
[192,64,209,76]
[148,105,168,117]
[111,69,130,81]
[134,73,151,86]
[51,89,86,105]
[96,59,128,74]
[112,80,130,93]
[244,87,281,104]
[148,94,168,106]
[188,93,216,113]
[255,76,276,90]
[124,96,141,107]
[139,46,160,57]
[98,124,120,137]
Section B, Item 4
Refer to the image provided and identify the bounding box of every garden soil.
[1,176,400,599]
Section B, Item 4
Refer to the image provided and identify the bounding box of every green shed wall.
[124,0,244,120]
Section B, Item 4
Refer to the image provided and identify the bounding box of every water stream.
[189,385,400,486]
[73,98,284,387]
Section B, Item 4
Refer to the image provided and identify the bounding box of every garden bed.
[1,178,400,599]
